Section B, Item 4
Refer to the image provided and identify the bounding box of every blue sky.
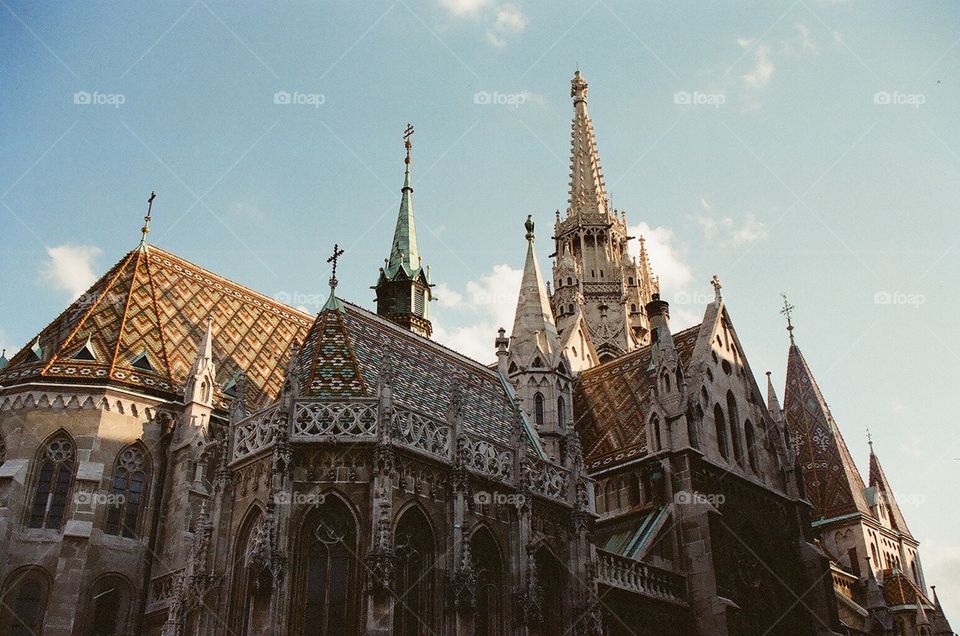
[2,0,959,619]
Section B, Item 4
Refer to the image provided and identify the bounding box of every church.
[0,71,952,636]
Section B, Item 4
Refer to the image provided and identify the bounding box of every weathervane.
[140,191,157,245]
[780,293,796,344]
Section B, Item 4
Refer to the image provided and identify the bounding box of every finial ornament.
[711,275,722,302]
[327,243,345,289]
[571,69,588,104]
[780,293,796,344]
[140,191,157,245]
[403,123,414,165]
[524,214,535,241]
[867,427,874,453]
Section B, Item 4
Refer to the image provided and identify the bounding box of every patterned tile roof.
[868,450,913,539]
[783,343,871,521]
[299,301,524,447]
[575,324,701,469]
[880,569,929,607]
[0,246,312,410]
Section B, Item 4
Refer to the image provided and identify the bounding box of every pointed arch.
[534,392,545,427]
[470,525,504,636]
[394,505,437,635]
[291,493,360,635]
[532,546,566,636]
[744,420,759,473]
[228,503,268,634]
[726,391,743,465]
[650,413,663,452]
[714,404,728,461]
[83,573,133,636]
[104,441,152,538]
[0,566,51,635]
[27,428,77,529]
[557,395,566,431]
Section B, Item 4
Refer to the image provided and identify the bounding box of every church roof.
[783,343,871,521]
[298,299,530,448]
[0,245,312,411]
[509,218,561,364]
[868,448,913,539]
[880,569,930,608]
[575,323,701,469]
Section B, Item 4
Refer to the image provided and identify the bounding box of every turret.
[373,124,434,337]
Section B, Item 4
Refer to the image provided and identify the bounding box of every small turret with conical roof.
[373,124,434,337]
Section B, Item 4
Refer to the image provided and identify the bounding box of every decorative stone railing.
[460,433,514,482]
[233,404,283,461]
[595,550,687,605]
[391,404,451,460]
[146,568,183,612]
[293,399,378,440]
[526,458,569,502]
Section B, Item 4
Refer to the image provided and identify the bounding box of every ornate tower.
[374,124,434,337]
[502,216,574,461]
[551,70,658,362]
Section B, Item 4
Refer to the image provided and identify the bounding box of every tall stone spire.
[766,371,783,419]
[185,317,216,407]
[568,70,610,219]
[868,442,913,539]
[510,215,561,364]
[374,124,434,337]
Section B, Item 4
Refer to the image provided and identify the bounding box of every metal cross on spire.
[403,123,414,164]
[867,427,874,453]
[780,293,796,344]
[140,191,157,246]
[327,243,345,286]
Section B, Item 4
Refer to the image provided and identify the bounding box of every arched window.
[228,508,270,634]
[28,432,76,529]
[532,549,565,636]
[1,568,50,635]
[745,420,759,472]
[689,405,703,449]
[714,405,728,460]
[534,393,545,428]
[557,396,566,430]
[568,304,574,315]
[727,392,743,465]
[293,496,359,635]
[651,415,662,452]
[394,508,436,636]
[85,574,131,636]
[105,444,151,538]
[472,528,503,636]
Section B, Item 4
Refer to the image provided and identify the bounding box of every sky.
[1,0,958,621]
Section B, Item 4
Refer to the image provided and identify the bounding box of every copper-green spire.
[386,123,421,278]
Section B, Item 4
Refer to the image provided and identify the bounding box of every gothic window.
[557,396,565,430]
[651,415,662,452]
[714,405,728,461]
[414,289,425,315]
[394,507,435,636]
[228,508,270,635]
[628,277,635,285]
[472,528,503,636]
[293,498,358,635]
[1,569,49,635]
[85,575,131,636]
[568,304,574,315]
[28,432,76,529]
[534,393,545,427]
[726,392,743,465]
[745,420,759,473]
[104,444,151,538]
[532,549,565,636]
[567,277,573,286]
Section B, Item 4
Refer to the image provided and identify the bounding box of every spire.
[510,215,561,363]
[140,191,157,248]
[323,243,345,313]
[931,586,955,635]
[567,70,610,219]
[387,123,421,276]
[868,440,913,538]
[185,317,216,407]
[780,293,796,345]
[917,597,932,628]
[191,317,214,373]
[374,125,434,337]
[766,371,782,418]
[783,336,872,521]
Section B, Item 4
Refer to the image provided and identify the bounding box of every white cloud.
[696,199,768,245]
[439,0,491,16]
[741,43,775,88]
[431,264,523,362]
[485,4,526,48]
[731,212,768,244]
[41,244,102,299]
[627,222,705,328]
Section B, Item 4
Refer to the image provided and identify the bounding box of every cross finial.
[867,427,874,453]
[403,123,414,164]
[327,243,345,287]
[140,191,157,246]
[780,293,796,344]
[711,275,722,302]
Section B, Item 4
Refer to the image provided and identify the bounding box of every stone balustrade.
[595,550,687,605]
